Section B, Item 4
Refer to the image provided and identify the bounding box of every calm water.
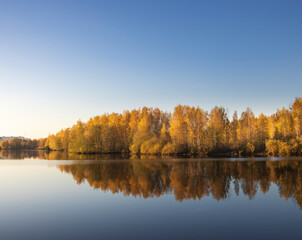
[0,151,302,240]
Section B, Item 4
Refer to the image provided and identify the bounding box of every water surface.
[0,151,302,239]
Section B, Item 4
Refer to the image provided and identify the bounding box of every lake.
[0,150,302,240]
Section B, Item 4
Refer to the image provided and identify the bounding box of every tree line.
[0,138,40,150]
[43,97,302,156]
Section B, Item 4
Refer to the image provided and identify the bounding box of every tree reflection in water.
[58,159,302,208]
[1,150,301,208]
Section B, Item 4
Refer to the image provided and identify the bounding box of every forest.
[42,97,302,156]
[0,138,39,150]
[2,97,302,157]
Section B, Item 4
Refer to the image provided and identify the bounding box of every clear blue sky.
[0,0,302,139]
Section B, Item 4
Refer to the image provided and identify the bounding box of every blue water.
[0,154,301,240]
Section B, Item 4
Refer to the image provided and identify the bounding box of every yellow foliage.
[43,97,302,157]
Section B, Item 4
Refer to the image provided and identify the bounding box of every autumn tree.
[291,97,302,137]
[185,106,208,154]
[207,106,229,153]
[68,121,87,153]
[168,105,188,154]
[1,139,10,149]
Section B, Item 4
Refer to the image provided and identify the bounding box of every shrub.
[278,141,291,156]
[161,143,177,155]
[246,142,255,155]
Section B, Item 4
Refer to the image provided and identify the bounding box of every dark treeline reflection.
[0,150,180,160]
[57,160,302,208]
[0,150,130,160]
[2,150,302,208]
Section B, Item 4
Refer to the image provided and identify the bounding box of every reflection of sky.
[0,162,302,240]
[1,1,302,138]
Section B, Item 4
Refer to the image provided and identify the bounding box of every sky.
[0,0,302,139]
